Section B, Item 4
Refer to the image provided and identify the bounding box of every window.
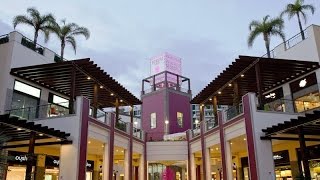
[48,93,70,117]
[177,112,183,127]
[14,80,41,98]
[48,93,69,108]
[151,113,156,129]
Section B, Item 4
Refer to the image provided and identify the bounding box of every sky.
[1,0,320,98]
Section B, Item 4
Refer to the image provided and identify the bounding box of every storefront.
[297,144,320,180]
[290,72,320,113]
[241,150,291,180]
[263,87,285,112]
[6,151,94,180]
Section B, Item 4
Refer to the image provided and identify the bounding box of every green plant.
[248,15,286,58]
[49,20,90,60]
[281,0,315,40]
[13,7,56,45]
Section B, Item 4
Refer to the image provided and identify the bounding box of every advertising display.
[150,53,182,87]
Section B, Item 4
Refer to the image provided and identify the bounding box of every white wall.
[147,141,188,161]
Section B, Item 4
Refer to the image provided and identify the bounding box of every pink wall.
[168,91,191,133]
[142,91,165,141]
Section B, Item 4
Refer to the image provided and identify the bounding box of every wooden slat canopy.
[10,58,141,107]
[262,110,320,137]
[0,114,70,143]
[191,56,320,105]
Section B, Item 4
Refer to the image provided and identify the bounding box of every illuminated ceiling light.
[307,68,311,70]
[17,128,22,131]
[228,83,232,87]
[244,138,246,141]
[216,147,219,151]
[116,149,119,152]
[165,120,169,124]
[100,85,103,89]
[121,150,124,153]
[218,91,222,94]
[210,148,213,151]
[230,142,233,145]
[209,98,212,101]
[120,99,123,102]
[110,93,114,96]
[134,121,138,125]
[57,138,61,141]
[87,77,91,80]
[241,74,244,77]
[88,141,91,144]
[102,145,104,148]
[39,133,44,136]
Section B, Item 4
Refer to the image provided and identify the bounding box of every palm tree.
[50,20,90,60]
[281,0,315,40]
[248,15,286,58]
[12,7,56,46]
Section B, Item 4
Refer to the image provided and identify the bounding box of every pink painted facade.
[168,91,191,133]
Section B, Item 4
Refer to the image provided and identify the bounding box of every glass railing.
[191,127,201,138]
[6,102,70,120]
[133,127,145,140]
[226,103,243,121]
[115,119,129,133]
[0,34,9,45]
[205,119,217,131]
[21,36,45,55]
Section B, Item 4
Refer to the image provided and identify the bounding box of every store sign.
[273,155,283,160]
[15,155,28,162]
[265,93,276,99]
[46,156,94,171]
[299,79,307,87]
[273,150,290,166]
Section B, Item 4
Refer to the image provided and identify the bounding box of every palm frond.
[27,7,40,24]
[269,17,285,30]
[12,15,33,29]
[66,36,77,54]
[270,29,286,42]
[301,4,315,14]
[71,27,90,39]
[248,28,262,47]
[249,20,261,31]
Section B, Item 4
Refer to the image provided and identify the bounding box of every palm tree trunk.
[264,34,271,58]
[60,42,65,61]
[297,12,305,40]
[33,30,38,50]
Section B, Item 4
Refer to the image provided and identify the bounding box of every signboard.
[45,155,94,171]
[150,53,182,86]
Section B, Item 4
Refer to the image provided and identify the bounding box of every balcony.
[141,71,191,95]
[225,103,243,121]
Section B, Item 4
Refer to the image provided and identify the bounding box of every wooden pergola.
[261,110,320,179]
[10,58,141,117]
[0,114,71,180]
[191,56,319,122]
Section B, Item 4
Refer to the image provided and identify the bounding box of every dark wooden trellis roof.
[0,114,70,142]
[262,110,320,137]
[10,58,141,107]
[191,56,320,105]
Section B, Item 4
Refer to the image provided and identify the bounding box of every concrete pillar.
[124,149,130,180]
[59,144,81,180]
[282,83,295,113]
[9,31,23,43]
[35,154,46,180]
[138,155,145,180]
[225,141,233,180]
[190,153,196,180]
[102,143,110,180]
[205,148,212,180]
[181,167,186,180]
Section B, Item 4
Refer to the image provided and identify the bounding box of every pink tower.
[141,53,192,141]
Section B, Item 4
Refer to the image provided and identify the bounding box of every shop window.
[177,112,183,127]
[151,113,156,129]
[11,81,41,119]
[48,93,69,117]
[294,92,320,112]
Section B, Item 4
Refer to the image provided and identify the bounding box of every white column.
[139,155,145,180]
[59,144,80,180]
[102,143,110,180]
[181,167,186,180]
[124,149,130,180]
[190,153,196,180]
[205,148,212,180]
[225,141,233,180]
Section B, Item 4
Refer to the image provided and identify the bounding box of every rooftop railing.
[6,102,70,120]
[115,119,130,133]
[89,107,111,125]
[190,127,201,138]
[285,29,308,50]
[204,118,218,132]
[21,36,45,56]
[0,34,9,45]
[133,127,145,141]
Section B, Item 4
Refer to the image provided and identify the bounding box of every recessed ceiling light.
[57,138,61,141]
[228,83,232,87]
[209,98,212,101]
[17,128,22,131]
[39,133,44,136]
[210,149,213,151]
[230,142,233,145]
[218,91,222,94]
[120,99,123,102]
[110,93,114,96]
[88,141,91,144]
[87,77,91,80]
[102,145,104,148]
[216,147,219,151]
[244,138,246,141]
[241,74,244,77]
[100,85,103,89]
[121,150,124,153]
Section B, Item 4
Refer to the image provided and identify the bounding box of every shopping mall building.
[0,24,320,180]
